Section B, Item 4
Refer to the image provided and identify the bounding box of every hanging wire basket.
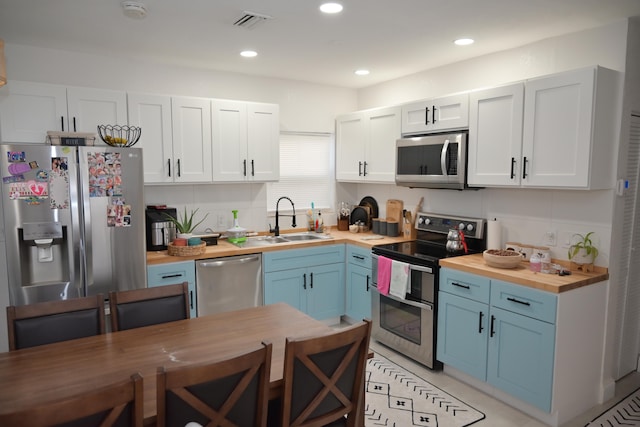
[97,125,142,147]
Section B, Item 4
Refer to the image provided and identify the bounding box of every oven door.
[371,286,436,368]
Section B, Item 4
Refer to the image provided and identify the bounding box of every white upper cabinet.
[212,100,279,182]
[171,96,212,183]
[401,93,469,135]
[127,93,173,183]
[521,66,616,189]
[0,81,126,144]
[468,66,618,189]
[336,106,400,183]
[467,83,524,187]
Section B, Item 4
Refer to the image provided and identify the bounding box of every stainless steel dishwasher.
[195,254,263,316]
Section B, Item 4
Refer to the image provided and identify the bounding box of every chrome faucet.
[270,197,296,236]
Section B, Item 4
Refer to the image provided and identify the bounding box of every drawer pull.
[507,297,531,306]
[353,255,365,261]
[478,311,484,334]
[161,274,182,279]
[452,282,470,290]
[490,315,496,338]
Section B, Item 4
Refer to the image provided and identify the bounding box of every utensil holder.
[337,217,349,231]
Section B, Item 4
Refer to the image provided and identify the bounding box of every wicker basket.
[167,242,206,257]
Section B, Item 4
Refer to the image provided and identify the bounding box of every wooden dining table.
[0,302,340,424]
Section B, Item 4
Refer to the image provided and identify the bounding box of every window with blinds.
[267,132,335,213]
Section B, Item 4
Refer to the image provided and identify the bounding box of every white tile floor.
[368,339,640,427]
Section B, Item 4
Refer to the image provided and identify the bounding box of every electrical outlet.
[543,230,556,246]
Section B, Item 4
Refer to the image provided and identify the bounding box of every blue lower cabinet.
[147,261,197,318]
[345,245,372,321]
[264,245,345,321]
[438,268,557,412]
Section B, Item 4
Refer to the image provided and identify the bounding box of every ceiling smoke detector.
[121,1,147,19]
[233,11,273,29]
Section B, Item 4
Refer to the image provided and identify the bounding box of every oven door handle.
[372,286,433,311]
[409,264,433,274]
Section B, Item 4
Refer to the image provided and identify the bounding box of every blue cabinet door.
[147,261,196,318]
[487,306,555,412]
[437,291,489,381]
[346,263,371,321]
[307,262,345,320]
[264,268,306,312]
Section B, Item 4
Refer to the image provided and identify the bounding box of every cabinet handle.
[161,274,182,279]
[73,117,77,132]
[510,157,516,179]
[451,282,470,290]
[310,272,314,289]
[363,161,368,176]
[61,116,65,132]
[303,273,307,290]
[251,159,255,177]
[243,159,247,177]
[522,157,528,179]
[190,290,194,309]
[478,311,484,333]
[425,106,430,125]
[177,159,181,177]
[490,315,496,337]
[507,297,531,306]
[358,161,363,176]
[167,159,171,177]
[353,255,365,261]
[432,105,437,124]
[366,275,370,291]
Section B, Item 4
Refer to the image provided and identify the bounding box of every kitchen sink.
[281,233,330,241]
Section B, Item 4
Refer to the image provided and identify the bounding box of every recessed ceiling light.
[240,50,258,58]
[320,3,343,14]
[454,38,474,46]
[355,69,370,76]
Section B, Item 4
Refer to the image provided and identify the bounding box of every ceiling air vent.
[233,11,273,29]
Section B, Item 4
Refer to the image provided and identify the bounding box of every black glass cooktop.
[372,239,483,267]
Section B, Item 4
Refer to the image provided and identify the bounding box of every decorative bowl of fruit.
[97,125,142,147]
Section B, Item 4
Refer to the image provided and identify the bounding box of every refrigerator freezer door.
[78,147,146,297]
[0,144,82,305]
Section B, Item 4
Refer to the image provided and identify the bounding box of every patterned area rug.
[585,387,640,426]
[365,355,485,427]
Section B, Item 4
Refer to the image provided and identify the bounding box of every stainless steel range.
[371,212,486,369]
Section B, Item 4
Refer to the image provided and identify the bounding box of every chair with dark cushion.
[279,319,372,427]
[109,282,189,332]
[6,294,105,351]
[156,341,272,427]
[0,372,143,427]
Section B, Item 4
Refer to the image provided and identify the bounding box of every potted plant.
[568,232,599,265]
[165,207,208,239]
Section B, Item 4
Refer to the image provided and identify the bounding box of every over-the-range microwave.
[395,131,471,190]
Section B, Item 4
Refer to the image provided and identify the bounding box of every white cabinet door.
[247,102,279,181]
[0,81,67,143]
[468,83,524,187]
[401,93,469,135]
[336,112,365,182]
[212,99,247,182]
[171,96,212,183]
[67,87,128,142]
[364,106,400,183]
[127,93,173,183]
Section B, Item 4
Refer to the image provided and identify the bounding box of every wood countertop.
[440,253,609,293]
[147,229,409,265]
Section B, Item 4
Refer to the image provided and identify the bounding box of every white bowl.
[483,249,522,269]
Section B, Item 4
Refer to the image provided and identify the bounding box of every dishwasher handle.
[197,254,261,268]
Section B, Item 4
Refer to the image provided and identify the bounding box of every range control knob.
[466,223,475,232]
[458,222,465,230]
[423,217,431,225]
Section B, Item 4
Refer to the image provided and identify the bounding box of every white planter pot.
[570,247,595,265]
[176,233,193,239]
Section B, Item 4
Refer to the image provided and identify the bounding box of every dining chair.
[109,282,189,332]
[156,341,273,427]
[6,294,105,351]
[0,372,143,427]
[279,319,372,427]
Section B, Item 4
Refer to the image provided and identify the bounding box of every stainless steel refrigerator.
[0,143,146,306]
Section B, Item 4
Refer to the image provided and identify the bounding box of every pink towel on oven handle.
[377,255,392,295]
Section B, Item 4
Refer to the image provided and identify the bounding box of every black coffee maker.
[145,206,177,251]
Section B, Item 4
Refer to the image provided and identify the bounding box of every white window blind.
[267,132,335,212]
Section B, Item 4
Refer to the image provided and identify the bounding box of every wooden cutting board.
[386,199,403,223]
